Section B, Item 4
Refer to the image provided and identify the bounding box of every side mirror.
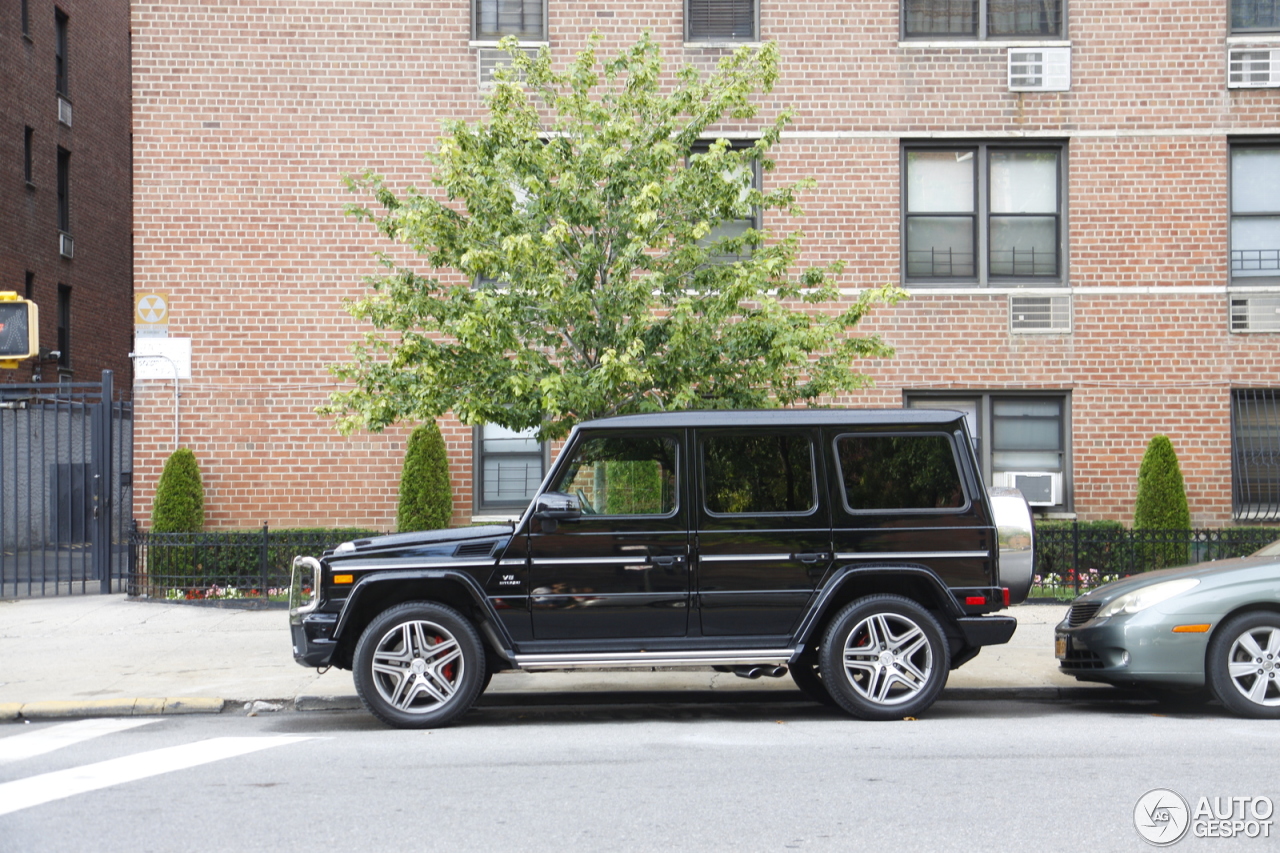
[532,492,582,531]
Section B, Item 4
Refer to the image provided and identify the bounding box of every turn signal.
[332,574,354,585]
[1171,624,1211,633]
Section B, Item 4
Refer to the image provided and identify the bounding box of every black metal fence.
[1030,523,1280,600]
[128,524,381,605]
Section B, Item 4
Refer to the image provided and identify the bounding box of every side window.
[702,433,815,515]
[553,435,678,516]
[837,434,965,511]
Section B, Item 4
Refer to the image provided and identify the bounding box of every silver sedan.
[1055,540,1280,718]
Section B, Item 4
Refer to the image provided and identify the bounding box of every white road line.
[0,718,158,765]
[0,736,314,817]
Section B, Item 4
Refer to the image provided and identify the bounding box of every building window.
[57,285,70,368]
[907,392,1070,509]
[22,0,30,37]
[1231,144,1280,282]
[473,0,546,41]
[25,272,34,300]
[686,0,757,42]
[692,139,760,262]
[55,9,69,96]
[904,143,1064,284]
[475,424,545,513]
[1233,390,1280,521]
[1233,0,1280,32]
[56,147,70,233]
[904,0,1063,39]
[24,128,34,186]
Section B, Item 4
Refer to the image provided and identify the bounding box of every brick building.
[2,0,133,386]
[130,1,1280,530]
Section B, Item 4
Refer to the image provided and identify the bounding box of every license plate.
[1055,634,1069,660]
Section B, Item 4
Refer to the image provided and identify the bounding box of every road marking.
[0,736,313,816]
[0,718,158,765]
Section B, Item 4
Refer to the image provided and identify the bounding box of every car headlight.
[1095,578,1200,618]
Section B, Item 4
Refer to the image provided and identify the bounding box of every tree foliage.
[151,448,205,533]
[397,421,453,532]
[326,33,904,441]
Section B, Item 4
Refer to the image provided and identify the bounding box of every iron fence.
[1029,523,1280,600]
[128,524,381,605]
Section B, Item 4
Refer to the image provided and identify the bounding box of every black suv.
[290,410,1034,728]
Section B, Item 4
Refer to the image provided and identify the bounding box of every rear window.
[836,434,965,511]
[703,433,816,515]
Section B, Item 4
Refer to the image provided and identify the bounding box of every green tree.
[397,421,453,532]
[1134,435,1191,568]
[324,33,904,441]
[151,447,204,533]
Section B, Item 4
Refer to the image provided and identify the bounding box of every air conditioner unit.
[1010,295,1071,334]
[57,96,72,127]
[995,471,1062,507]
[1230,296,1280,332]
[1008,47,1071,92]
[477,47,539,88]
[58,232,74,259]
[1228,48,1280,88]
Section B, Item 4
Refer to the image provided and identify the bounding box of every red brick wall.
[130,1,1280,530]
[1,0,133,387]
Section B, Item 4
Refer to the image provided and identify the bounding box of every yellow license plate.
[1055,636,1068,659]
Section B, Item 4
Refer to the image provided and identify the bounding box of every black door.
[694,428,830,636]
[528,431,689,640]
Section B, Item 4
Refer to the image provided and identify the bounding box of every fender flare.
[333,569,516,663]
[793,564,964,649]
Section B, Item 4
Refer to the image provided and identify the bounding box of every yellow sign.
[135,292,169,325]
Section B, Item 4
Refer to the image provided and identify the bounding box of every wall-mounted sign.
[135,292,169,337]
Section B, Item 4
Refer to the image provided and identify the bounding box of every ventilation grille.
[58,232,74,259]
[1010,295,1071,333]
[57,96,72,127]
[454,541,497,558]
[1008,47,1071,92]
[1229,48,1280,88]
[477,47,539,87]
[1231,296,1280,332]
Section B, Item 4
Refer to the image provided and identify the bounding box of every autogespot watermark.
[1134,788,1275,846]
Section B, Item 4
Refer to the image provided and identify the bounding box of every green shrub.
[397,421,453,532]
[151,448,205,532]
[1134,435,1191,568]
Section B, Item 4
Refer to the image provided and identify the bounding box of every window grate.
[687,0,756,41]
[1231,296,1280,332]
[1232,389,1280,521]
[1010,295,1070,333]
[1228,48,1280,88]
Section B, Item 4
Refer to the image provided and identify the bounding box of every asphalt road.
[1,696,1276,853]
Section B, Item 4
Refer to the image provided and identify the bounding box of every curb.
[3,697,227,721]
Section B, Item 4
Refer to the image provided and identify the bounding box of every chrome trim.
[698,554,794,563]
[498,559,526,566]
[337,559,498,572]
[530,557,665,566]
[835,551,990,560]
[289,556,321,626]
[513,648,796,671]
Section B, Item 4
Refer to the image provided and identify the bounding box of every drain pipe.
[128,351,180,449]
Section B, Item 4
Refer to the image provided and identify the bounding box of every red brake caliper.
[436,636,455,682]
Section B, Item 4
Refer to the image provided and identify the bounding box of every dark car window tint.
[553,435,677,515]
[838,434,965,510]
[703,433,815,514]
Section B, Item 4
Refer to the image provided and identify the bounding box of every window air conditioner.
[1010,295,1071,333]
[58,96,72,127]
[1008,47,1071,92]
[477,47,539,88]
[1230,296,1280,332]
[58,232,74,259]
[995,471,1062,507]
[1228,48,1280,89]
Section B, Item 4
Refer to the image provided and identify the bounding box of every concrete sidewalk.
[0,594,1097,721]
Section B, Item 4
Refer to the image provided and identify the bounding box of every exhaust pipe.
[729,665,789,679]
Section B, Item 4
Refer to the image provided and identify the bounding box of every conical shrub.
[397,421,453,532]
[151,447,204,533]
[1134,435,1190,568]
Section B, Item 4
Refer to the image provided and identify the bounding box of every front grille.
[1060,649,1105,670]
[1068,602,1101,627]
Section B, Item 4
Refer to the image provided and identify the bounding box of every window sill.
[469,40,548,48]
[898,39,1070,49]
[25,181,35,191]
[684,41,763,49]
[1228,281,1280,291]
[1227,34,1280,45]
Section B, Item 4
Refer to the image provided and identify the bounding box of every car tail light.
[1002,588,1010,607]
[965,596,986,606]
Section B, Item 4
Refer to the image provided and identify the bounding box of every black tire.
[353,601,486,729]
[789,658,837,707]
[1206,611,1280,720]
[818,594,950,721]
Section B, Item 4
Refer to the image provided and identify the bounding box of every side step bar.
[513,648,796,672]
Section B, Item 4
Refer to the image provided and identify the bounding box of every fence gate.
[0,371,132,597]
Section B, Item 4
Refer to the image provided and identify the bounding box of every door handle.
[791,552,829,565]
[650,555,684,567]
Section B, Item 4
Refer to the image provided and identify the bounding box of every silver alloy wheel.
[841,612,934,706]
[370,619,464,714]
[1226,625,1280,708]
